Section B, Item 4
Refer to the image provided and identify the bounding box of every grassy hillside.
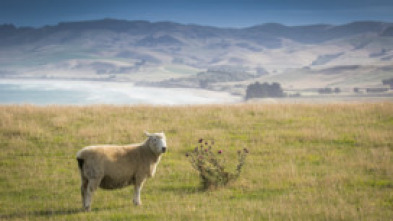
[2,20,393,90]
[0,104,392,220]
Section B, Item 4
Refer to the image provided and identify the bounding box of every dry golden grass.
[0,103,392,220]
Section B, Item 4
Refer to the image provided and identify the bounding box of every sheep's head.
[145,131,167,155]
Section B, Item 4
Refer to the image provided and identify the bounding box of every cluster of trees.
[245,82,284,100]
[354,78,392,93]
[245,78,392,100]
[318,88,341,94]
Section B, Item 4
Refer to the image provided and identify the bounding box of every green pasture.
[0,104,392,220]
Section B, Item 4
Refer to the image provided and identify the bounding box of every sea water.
[0,79,240,105]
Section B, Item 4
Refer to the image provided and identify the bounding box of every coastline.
[0,78,242,105]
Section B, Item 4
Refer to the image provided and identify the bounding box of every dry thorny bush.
[186,138,249,190]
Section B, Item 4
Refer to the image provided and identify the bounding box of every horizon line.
[1,17,393,29]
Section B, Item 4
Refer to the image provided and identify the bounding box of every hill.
[1,19,393,92]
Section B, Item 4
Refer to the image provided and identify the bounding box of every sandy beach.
[0,79,242,105]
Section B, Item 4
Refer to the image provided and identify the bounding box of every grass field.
[0,104,392,220]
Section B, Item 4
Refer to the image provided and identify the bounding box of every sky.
[1,0,393,28]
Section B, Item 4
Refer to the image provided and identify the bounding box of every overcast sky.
[1,0,393,28]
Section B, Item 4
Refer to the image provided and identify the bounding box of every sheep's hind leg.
[83,178,101,211]
[80,177,89,211]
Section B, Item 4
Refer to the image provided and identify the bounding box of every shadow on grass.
[1,205,131,219]
[33,208,82,216]
[0,208,82,219]
[160,184,203,195]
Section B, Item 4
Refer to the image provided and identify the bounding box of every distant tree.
[245,82,262,100]
[334,88,341,93]
[366,88,389,93]
[318,88,333,94]
[245,82,284,100]
[382,78,393,89]
[354,87,360,93]
[271,82,285,97]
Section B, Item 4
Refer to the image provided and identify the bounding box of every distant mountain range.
[1,19,392,46]
[1,19,393,91]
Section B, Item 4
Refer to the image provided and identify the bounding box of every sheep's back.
[78,145,141,179]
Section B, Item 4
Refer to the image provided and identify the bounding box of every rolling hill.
[1,19,393,92]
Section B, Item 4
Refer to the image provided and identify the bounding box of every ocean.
[0,79,240,105]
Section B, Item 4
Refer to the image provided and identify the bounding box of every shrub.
[186,139,249,190]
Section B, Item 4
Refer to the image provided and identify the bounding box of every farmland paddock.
[0,104,392,220]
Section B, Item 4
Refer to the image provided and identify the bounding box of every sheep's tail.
[77,158,84,171]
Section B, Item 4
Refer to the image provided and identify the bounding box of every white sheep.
[76,131,167,211]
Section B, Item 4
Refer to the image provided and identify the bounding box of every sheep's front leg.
[133,178,145,206]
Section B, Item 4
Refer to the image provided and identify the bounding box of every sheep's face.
[146,132,167,155]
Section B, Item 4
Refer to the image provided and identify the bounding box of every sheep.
[76,131,167,211]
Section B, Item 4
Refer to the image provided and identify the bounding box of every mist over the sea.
[0,80,241,105]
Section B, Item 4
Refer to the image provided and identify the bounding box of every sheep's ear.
[144,131,151,137]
